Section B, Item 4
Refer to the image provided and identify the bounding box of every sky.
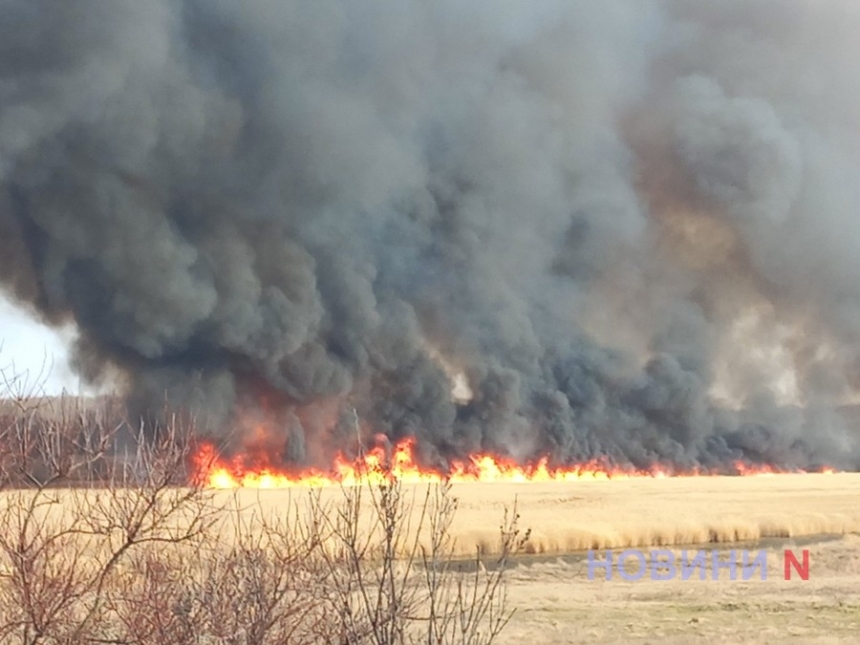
[0,294,80,396]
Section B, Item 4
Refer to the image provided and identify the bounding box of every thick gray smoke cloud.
[2,0,860,470]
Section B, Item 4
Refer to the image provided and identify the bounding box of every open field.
[220,473,860,643]
[1,472,858,643]
[219,472,860,557]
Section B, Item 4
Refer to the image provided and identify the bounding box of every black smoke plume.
[2,0,860,470]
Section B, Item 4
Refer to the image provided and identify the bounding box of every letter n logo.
[784,549,809,581]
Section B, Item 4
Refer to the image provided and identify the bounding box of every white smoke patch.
[451,372,474,404]
[710,311,800,409]
[423,343,474,404]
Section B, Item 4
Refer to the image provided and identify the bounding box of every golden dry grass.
[2,472,858,643]
[214,472,860,643]
[215,472,860,557]
[4,473,856,562]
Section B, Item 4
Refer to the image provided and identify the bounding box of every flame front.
[191,438,833,489]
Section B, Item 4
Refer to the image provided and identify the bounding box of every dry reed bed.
[0,465,856,643]
[1,472,856,561]
[214,472,860,556]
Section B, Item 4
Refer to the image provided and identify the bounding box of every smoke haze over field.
[2,0,860,469]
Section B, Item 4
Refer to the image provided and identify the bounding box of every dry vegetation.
[0,368,526,645]
[1,364,859,644]
[414,471,860,556]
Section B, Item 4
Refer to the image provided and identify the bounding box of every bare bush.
[0,371,521,645]
[316,477,526,645]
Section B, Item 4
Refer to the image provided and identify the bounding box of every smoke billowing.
[2,0,860,470]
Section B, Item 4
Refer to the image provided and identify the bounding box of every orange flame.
[190,437,836,489]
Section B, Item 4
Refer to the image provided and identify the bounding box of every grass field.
[220,472,860,557]
[2,469,858,643]
[215,472,860,643]
[441,472,860,644]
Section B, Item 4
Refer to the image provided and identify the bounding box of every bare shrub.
[314,476,526,645]
[0,368,521,645]
[0,396,219,644]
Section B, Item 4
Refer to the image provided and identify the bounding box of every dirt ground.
[499,534,860,644]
